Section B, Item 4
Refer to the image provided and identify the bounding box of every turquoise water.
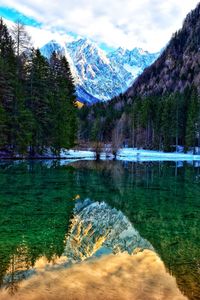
[0,160,199,299]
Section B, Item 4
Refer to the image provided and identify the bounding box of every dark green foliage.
[0,19,77,156]
[0,160,199,298]
[78,2,200,153]
[186,87,200,152]
[79,87,200,152]
[25,49,52,154]
[49,54,77,154]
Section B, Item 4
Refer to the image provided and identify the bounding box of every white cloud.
[25,26,74,48]
[3,18,74,48]
[1,0,200,51]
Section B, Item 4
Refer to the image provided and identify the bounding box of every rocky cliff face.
[66,39,131,102]
[40,39,159,104]
[108,47,159,79]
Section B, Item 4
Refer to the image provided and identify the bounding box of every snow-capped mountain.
[108,47,159,79]
[4,17,159,104]
[40,39,159,104]
[40,40,66,59]
[66,38,133,102]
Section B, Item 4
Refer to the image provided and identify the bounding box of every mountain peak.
[40,40,66,59]
[40,38,159,104]
[77,37,91,45]
[116,47,127,55]
[69,38,95,49]
[48,39,59,44]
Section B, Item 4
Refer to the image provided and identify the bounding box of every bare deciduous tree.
[111,114,126,159]
[11,20,32,57]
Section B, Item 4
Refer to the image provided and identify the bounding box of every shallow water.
[0,160,199,299]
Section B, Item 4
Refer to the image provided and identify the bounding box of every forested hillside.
[79,4,200,153]
[0,19,77,157]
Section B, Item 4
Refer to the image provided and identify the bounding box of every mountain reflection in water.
[0,160,199,299]
[0,199,186,300]
[64,199,154,260]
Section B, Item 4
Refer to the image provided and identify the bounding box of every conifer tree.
[26,49,51,155]
[0,18,17,150]
[0,20,77,156]
[50,53,77,155]
[0,102,6,148]
[186,87,200,153]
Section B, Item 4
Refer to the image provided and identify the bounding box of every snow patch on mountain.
[4,17,159,104]
[124,64,142,78]
[40,39,159,104]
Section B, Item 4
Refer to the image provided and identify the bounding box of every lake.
[0,160,199,300]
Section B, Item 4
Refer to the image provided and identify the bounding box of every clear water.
[0,160,199,299]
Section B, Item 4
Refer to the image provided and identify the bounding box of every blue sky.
[0,5,115,52]
[0,1,199,52]
[0,6,41,27]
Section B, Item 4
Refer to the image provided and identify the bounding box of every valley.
[0,2,200,300]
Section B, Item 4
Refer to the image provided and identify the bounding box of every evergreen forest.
[0,19,77,157]
[78,87,200,153]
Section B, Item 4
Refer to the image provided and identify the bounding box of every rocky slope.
[125,3,200,100]
[108,47,158,79]
[40,39,159,104]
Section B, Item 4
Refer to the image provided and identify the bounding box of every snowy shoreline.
[116,148,200,161]
[1,148,200,161]
[65,148,200,161]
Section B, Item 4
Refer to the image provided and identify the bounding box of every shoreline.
[1,148,200,161]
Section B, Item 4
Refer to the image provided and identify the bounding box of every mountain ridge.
[78,3,200,153]
[124,3,200,100]
[40,38,159,104]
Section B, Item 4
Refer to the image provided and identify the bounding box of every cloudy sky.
[0,0,199,52]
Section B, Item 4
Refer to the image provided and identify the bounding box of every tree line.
[1,18,200,157]
[77,1,200,157]
[0,19,77,157]
[78,86,200,154]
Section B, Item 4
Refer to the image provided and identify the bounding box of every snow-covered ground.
[1,148,200,162]
[116,148,200,161]
[60,149,95,159]
[61,148,200,162]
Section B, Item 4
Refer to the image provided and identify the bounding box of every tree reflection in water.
[0,160,199,299]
